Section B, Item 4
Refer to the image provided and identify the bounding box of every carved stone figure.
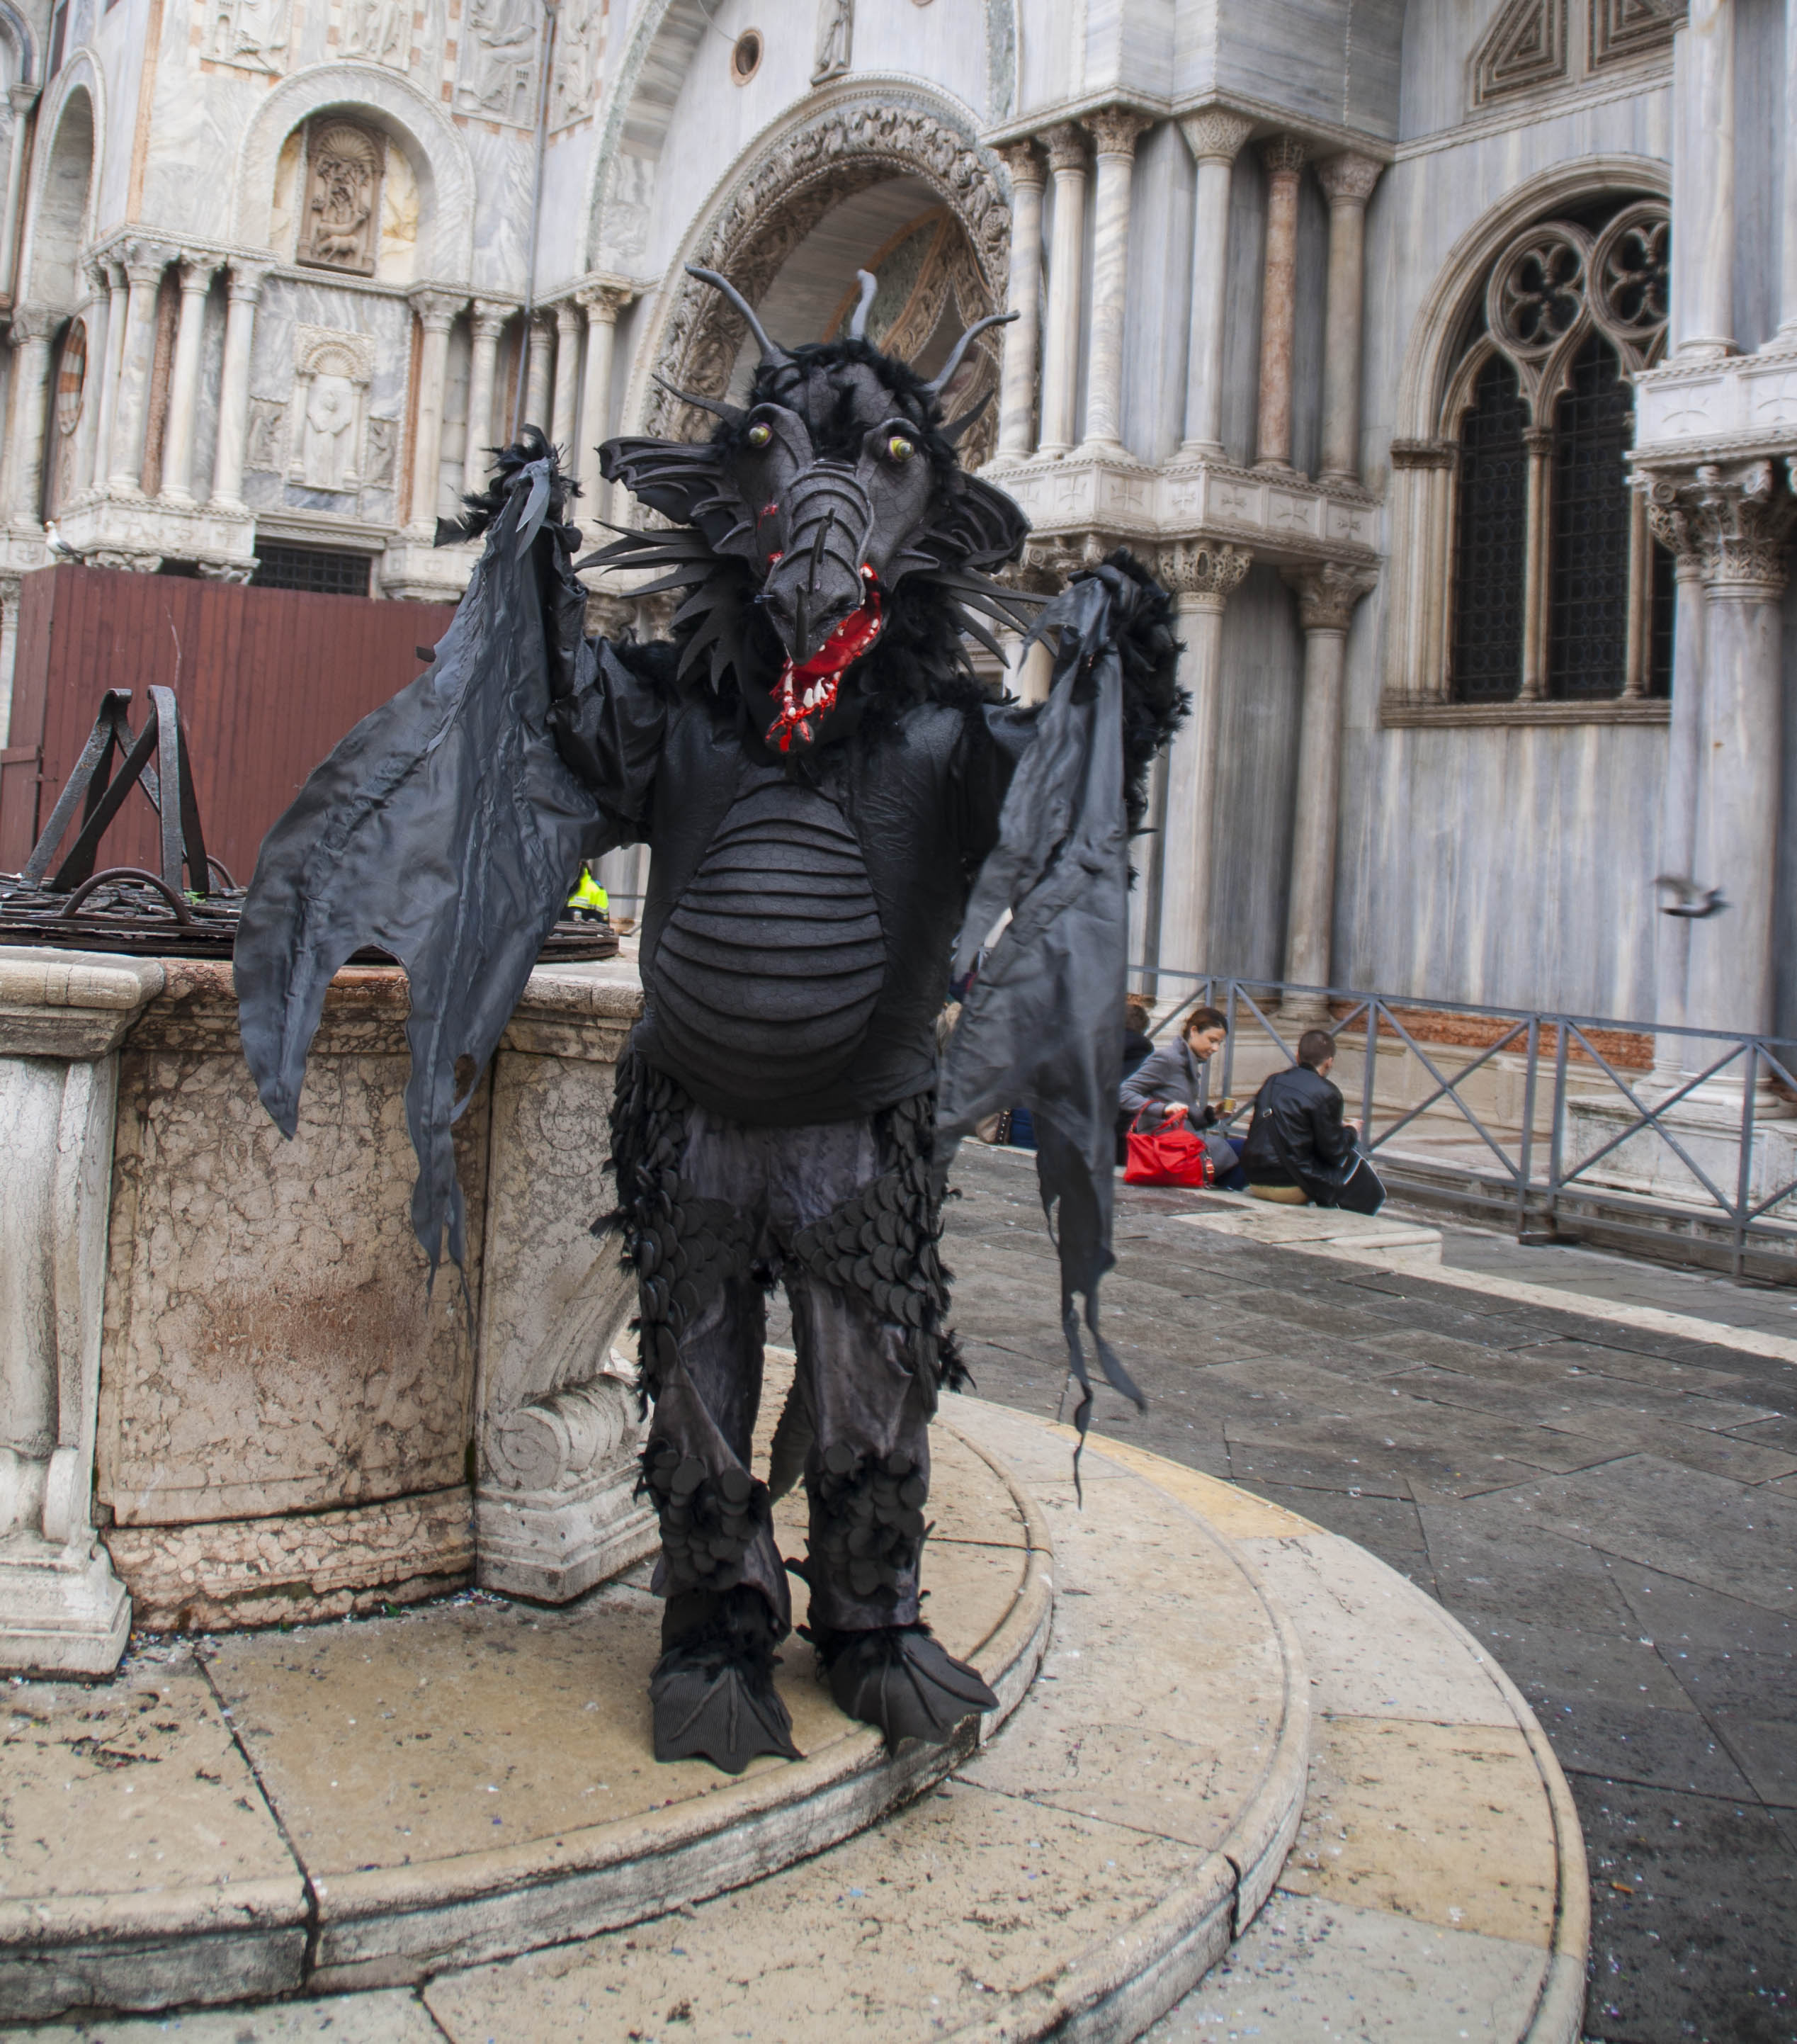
[458,0,539,125]
[342,0,408,65]
[303,123,382,275]
[812,0,851,81]
[364,416,397,490]
[208,0,291,72]
[551,0,601,127]
[300,376,358,492]
[245,398,286,473]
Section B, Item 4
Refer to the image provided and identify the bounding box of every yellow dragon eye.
[747,421,772,448]
[887,434,914,463]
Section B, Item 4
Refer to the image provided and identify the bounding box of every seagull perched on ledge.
[43,520,78,561]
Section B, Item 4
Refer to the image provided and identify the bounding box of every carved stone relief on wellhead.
[300,121,383,275]
[645,103,1009,446]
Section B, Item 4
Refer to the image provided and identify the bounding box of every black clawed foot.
[815,1625,999,1750]
[650,1588,800,1774]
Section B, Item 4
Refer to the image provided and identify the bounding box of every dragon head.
[591,266,1037,752]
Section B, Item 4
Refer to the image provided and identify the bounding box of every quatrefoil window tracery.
[1475,199,1670,420]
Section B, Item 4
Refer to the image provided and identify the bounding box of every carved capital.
[1178,108,1255,164]
[8,303,58,346]
[472,296,513,339]
[1084,106,1151,158]
[1389,437,1456,470]
[1281,560,1378,633]
[576,283,633,324]
[409,286,469,332]
[1315,152,1382,208]
[1643,459,1797,594]
[1260,135,1310,179]
[554,298,583,337]
[997,137,1043,188]
[1521,425,1555,456]
[122,242,175,290]
[1041,121,1087,175]
[177,252,220,295]
[226,259,271,303]
[1158,538,1252,605]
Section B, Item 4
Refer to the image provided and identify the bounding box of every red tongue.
[766,580,883,754]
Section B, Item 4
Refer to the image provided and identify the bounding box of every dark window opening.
[1647,535,1674,698]
[1547,334,1633,699]
[252,543,373,597]
[1450,353,1528,704]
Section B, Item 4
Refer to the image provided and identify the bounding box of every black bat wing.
[236,458,616,1270]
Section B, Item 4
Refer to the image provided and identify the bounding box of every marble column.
[1774,0,1797,346]
[1668,462,1796,1051]
[523,312,554,432]
[1519,425,1555,699]
[574,283,629,512]
[995,141,1044,459]
[1278,563,1378,1016]
[462,299,508,499]
[551,300,582,457]
[108,244,170,497]
[0,85,39,300]
[1675,0,1736,357]
[1644,504,1706,1077]
[407,288,465,533]
[1036,123,1087,457]
[4,306,57,529]
[71,264,108,497]
[1254,137,1308,471]
[1177,111,1254,460]
[1079,108,1150,459]
[1315,154,1381,485]
[158,253,217,505]
[208,260,268,514]
[1155,541,1252,983]
[92,261,128,498]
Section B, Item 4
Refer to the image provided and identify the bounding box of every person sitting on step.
[1118,1004,1248,1190]
[1241,1029,1383,1214]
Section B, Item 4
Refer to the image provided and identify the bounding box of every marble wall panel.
[1215,0,1403,141]
[1733,0,1785,354]
[1288,166,1328,480]
[1020,0,1084,109]
[535,124,598,294]
[1121,120,1194,466]
[1398,0,1502,140]
[139,70,241,239]
[467,125,537,295]
[855,0,997,115]
[95,966,486,1528]
[1208,563,1305,979]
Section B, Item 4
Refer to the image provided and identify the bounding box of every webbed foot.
[651,1588,800,1773]
[814,1624,998,1749]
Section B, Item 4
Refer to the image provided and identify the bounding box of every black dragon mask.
[586,266,1038,753]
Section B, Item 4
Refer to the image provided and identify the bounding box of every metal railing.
[1138,969,1797,1280]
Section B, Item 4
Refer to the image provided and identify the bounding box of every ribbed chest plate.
[652,779,886,1104]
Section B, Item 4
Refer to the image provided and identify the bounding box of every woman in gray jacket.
[1118,1005,1248,1187]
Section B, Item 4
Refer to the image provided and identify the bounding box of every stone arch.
[625,89,1011,444]
[0,0,38,85]
[586,0,1018,276]
[18,66,98,310]
[233,62,475,283]
[1393,152,1669,443]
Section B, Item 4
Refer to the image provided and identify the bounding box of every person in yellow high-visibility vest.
[567,863,609,920]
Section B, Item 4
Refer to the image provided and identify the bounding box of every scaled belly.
[653,781,886,1101]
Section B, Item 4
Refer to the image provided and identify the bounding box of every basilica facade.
[0,0,1790,1041]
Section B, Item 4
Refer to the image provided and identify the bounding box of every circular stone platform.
[0,1401,1583,2042]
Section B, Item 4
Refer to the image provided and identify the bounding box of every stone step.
[4,1406,1587,2043]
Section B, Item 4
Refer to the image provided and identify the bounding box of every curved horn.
[846,269,878,341]
[685,264,790,365]
[921,310,1017,397]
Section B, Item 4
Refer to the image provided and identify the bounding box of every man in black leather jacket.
[1241,1029,1363,1204]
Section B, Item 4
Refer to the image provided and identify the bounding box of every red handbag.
[1123,1104,1215,1188]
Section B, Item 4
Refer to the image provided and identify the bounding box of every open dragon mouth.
[765,570,883,754]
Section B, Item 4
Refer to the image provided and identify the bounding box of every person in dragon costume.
[236,266,1184,1775]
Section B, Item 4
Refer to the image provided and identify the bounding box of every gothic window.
[1443,198,1671,706]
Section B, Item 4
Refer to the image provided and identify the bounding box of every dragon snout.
[760,467,875,665]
